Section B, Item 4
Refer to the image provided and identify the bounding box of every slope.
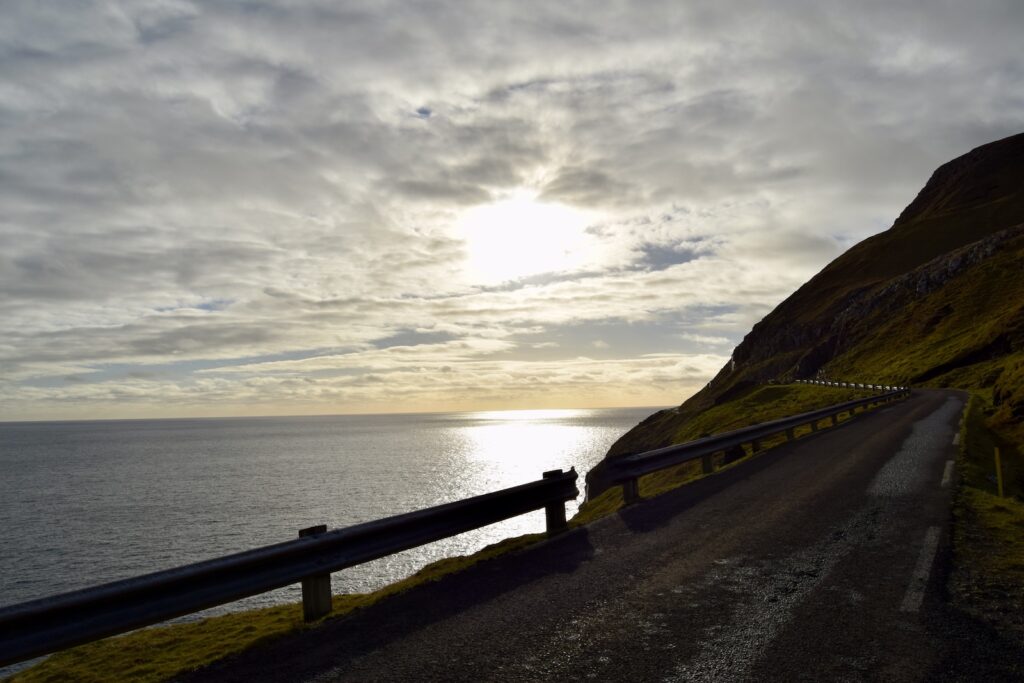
[599,131,1024,464]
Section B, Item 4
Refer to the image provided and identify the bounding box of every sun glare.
[457,191,598,284]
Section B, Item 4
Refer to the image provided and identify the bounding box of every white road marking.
[900,526,941,612]
[941,461,955,488]
[952,433,960,446]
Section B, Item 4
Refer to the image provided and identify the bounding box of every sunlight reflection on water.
[0,407,657,624]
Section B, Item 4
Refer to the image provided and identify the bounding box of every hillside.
[597,132,1024,464]
[585,131,1024,645]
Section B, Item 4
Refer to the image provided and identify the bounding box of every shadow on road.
[178,528,595,682]
[615,402,912,535]
[616,448,792,534]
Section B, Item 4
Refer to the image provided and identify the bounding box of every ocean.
[0,407,655,626]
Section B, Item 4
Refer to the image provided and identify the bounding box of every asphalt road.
[180,389,1023,682]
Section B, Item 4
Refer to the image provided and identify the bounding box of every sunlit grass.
[605,383,876,458]
[824,234,1024,394]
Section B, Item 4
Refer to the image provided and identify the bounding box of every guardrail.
[794,379,908,391]
[589,388,910,503]
[0,468,579,667]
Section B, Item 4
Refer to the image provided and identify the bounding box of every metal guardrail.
[592,388,910,504]
[0,468,579,667]
[794,379,908,391]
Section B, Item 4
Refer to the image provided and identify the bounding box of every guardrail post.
[701,453,714,474]
[830,414,838,426]
[543,469,569,534]
[299,525,332,622]
[785,427,796,441]
[622,477,640,505]
[809,420,819,432]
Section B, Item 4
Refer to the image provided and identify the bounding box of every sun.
[457,191,598,284]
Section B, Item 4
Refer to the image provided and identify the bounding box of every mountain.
[594,131,1024,470]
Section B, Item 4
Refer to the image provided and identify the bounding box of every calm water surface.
[0,408,655,619]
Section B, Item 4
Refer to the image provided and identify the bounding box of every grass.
[606,383,875,458]
[952,391,1024,643]
[958,392,1023,498]
[824,233,1024,390]
[6,534,543,683]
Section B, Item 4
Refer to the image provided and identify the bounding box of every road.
[179,389,1022,682]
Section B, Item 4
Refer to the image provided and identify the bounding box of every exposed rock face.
[592,131,1024,487]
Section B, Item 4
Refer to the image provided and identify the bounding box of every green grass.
[606,383,875,458]
[6,534,543,683]
[958,392,1024,499]
[823,234,1024,390]
[991,356,1024,446]
[952,391,1024,643]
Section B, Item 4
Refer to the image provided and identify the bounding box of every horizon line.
[0,404,674,426]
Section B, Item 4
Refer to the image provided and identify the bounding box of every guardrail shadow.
[614,447,795,534]
[177,528,595,682]
[613,398,907,535]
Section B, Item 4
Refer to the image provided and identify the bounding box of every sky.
[2,1,1023,421]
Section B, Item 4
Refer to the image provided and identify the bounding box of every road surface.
[179,389,1022,682]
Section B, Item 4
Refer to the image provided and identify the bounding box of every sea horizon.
[1,407,657,615]
[0,404,670,426]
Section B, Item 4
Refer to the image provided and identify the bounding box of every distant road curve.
[179,389,1022,682]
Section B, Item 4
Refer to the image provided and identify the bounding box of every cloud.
[539,166,639,207]
[680,333,731,347]
[2,1,1023,418]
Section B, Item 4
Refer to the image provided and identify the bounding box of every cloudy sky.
[2,1,1022,420]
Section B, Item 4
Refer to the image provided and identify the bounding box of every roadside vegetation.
[952,391,1024,644]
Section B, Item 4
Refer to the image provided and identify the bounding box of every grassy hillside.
[951,393,1024,642]
[596,383,874,458]
[601,132,1024,467]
